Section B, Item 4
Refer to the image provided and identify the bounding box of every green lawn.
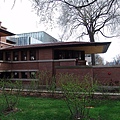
[0,96,120,120]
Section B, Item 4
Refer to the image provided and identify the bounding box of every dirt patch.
[3,107,19,115]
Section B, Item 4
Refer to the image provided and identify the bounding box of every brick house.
[0,23,119,87]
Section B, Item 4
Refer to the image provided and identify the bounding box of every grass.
[0,96,120,120]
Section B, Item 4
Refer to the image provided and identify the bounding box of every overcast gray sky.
[0,0,120,62]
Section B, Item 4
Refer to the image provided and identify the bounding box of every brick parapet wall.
[55,66,93,86]
[55,66,93,76]
[55,65,120,86]
[0,62,12,71]
[11,62,39,70]
[93,66,120,86]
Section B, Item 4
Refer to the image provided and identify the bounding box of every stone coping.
[0,88,120,96]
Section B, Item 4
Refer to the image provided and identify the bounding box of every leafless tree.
[87,54,104,65]
[32,0,120,65]
[95,54,104,65]
[113,54,120,65]
[32,0,97,31]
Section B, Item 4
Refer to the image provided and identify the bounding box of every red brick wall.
[38,62,53,72]
[39,48,53,60]
[60,60,76,66]
[55,66,93,86]
[93,66,120,86]
[11,62,39,70]
[0,62,11,70]
[55,66,120,86]
[56,67,93,77]
[39,61,54,82]
[53,61,60,67]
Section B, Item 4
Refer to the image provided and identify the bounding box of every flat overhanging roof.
[1,41,111,54]
[55,42,111,54]
[0,28,15,37]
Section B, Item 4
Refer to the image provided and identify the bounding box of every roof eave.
[0,42,111,54]
[0,28,15,37]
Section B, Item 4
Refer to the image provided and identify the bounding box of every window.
[13,51,19,61]
[21,51,27,61]
[5,72,11,78]
[13,72,19,78]
[65,51,72,59]
[54,50,65,59]
[0,51,3,60]
[30,72,36,79]
[21,72,27,78]
[30,50,36,60]
[54,50,83,59]
[5,52,11,61]
[74,51,79,58]
[0,72,4,79]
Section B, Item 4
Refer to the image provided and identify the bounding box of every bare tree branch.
[11,0,16,9]
[32,0,120,65]
[100,30,120,38]
[62,0,98,9]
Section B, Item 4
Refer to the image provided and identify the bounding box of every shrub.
[0,79,22,114]
[58,73,97,120]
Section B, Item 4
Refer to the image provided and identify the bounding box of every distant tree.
[105,54,120,66]
[113,54,120,65]
[95,55,104,65]
[32,0,120,65]
[105,61,110,66]
[87,54,104,65]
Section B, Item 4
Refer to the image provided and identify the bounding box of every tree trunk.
[91,54,95,65]
[89,31,95,42]
[88,31,95,65]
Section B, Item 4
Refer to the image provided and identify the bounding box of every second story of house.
[0,41,111,64]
